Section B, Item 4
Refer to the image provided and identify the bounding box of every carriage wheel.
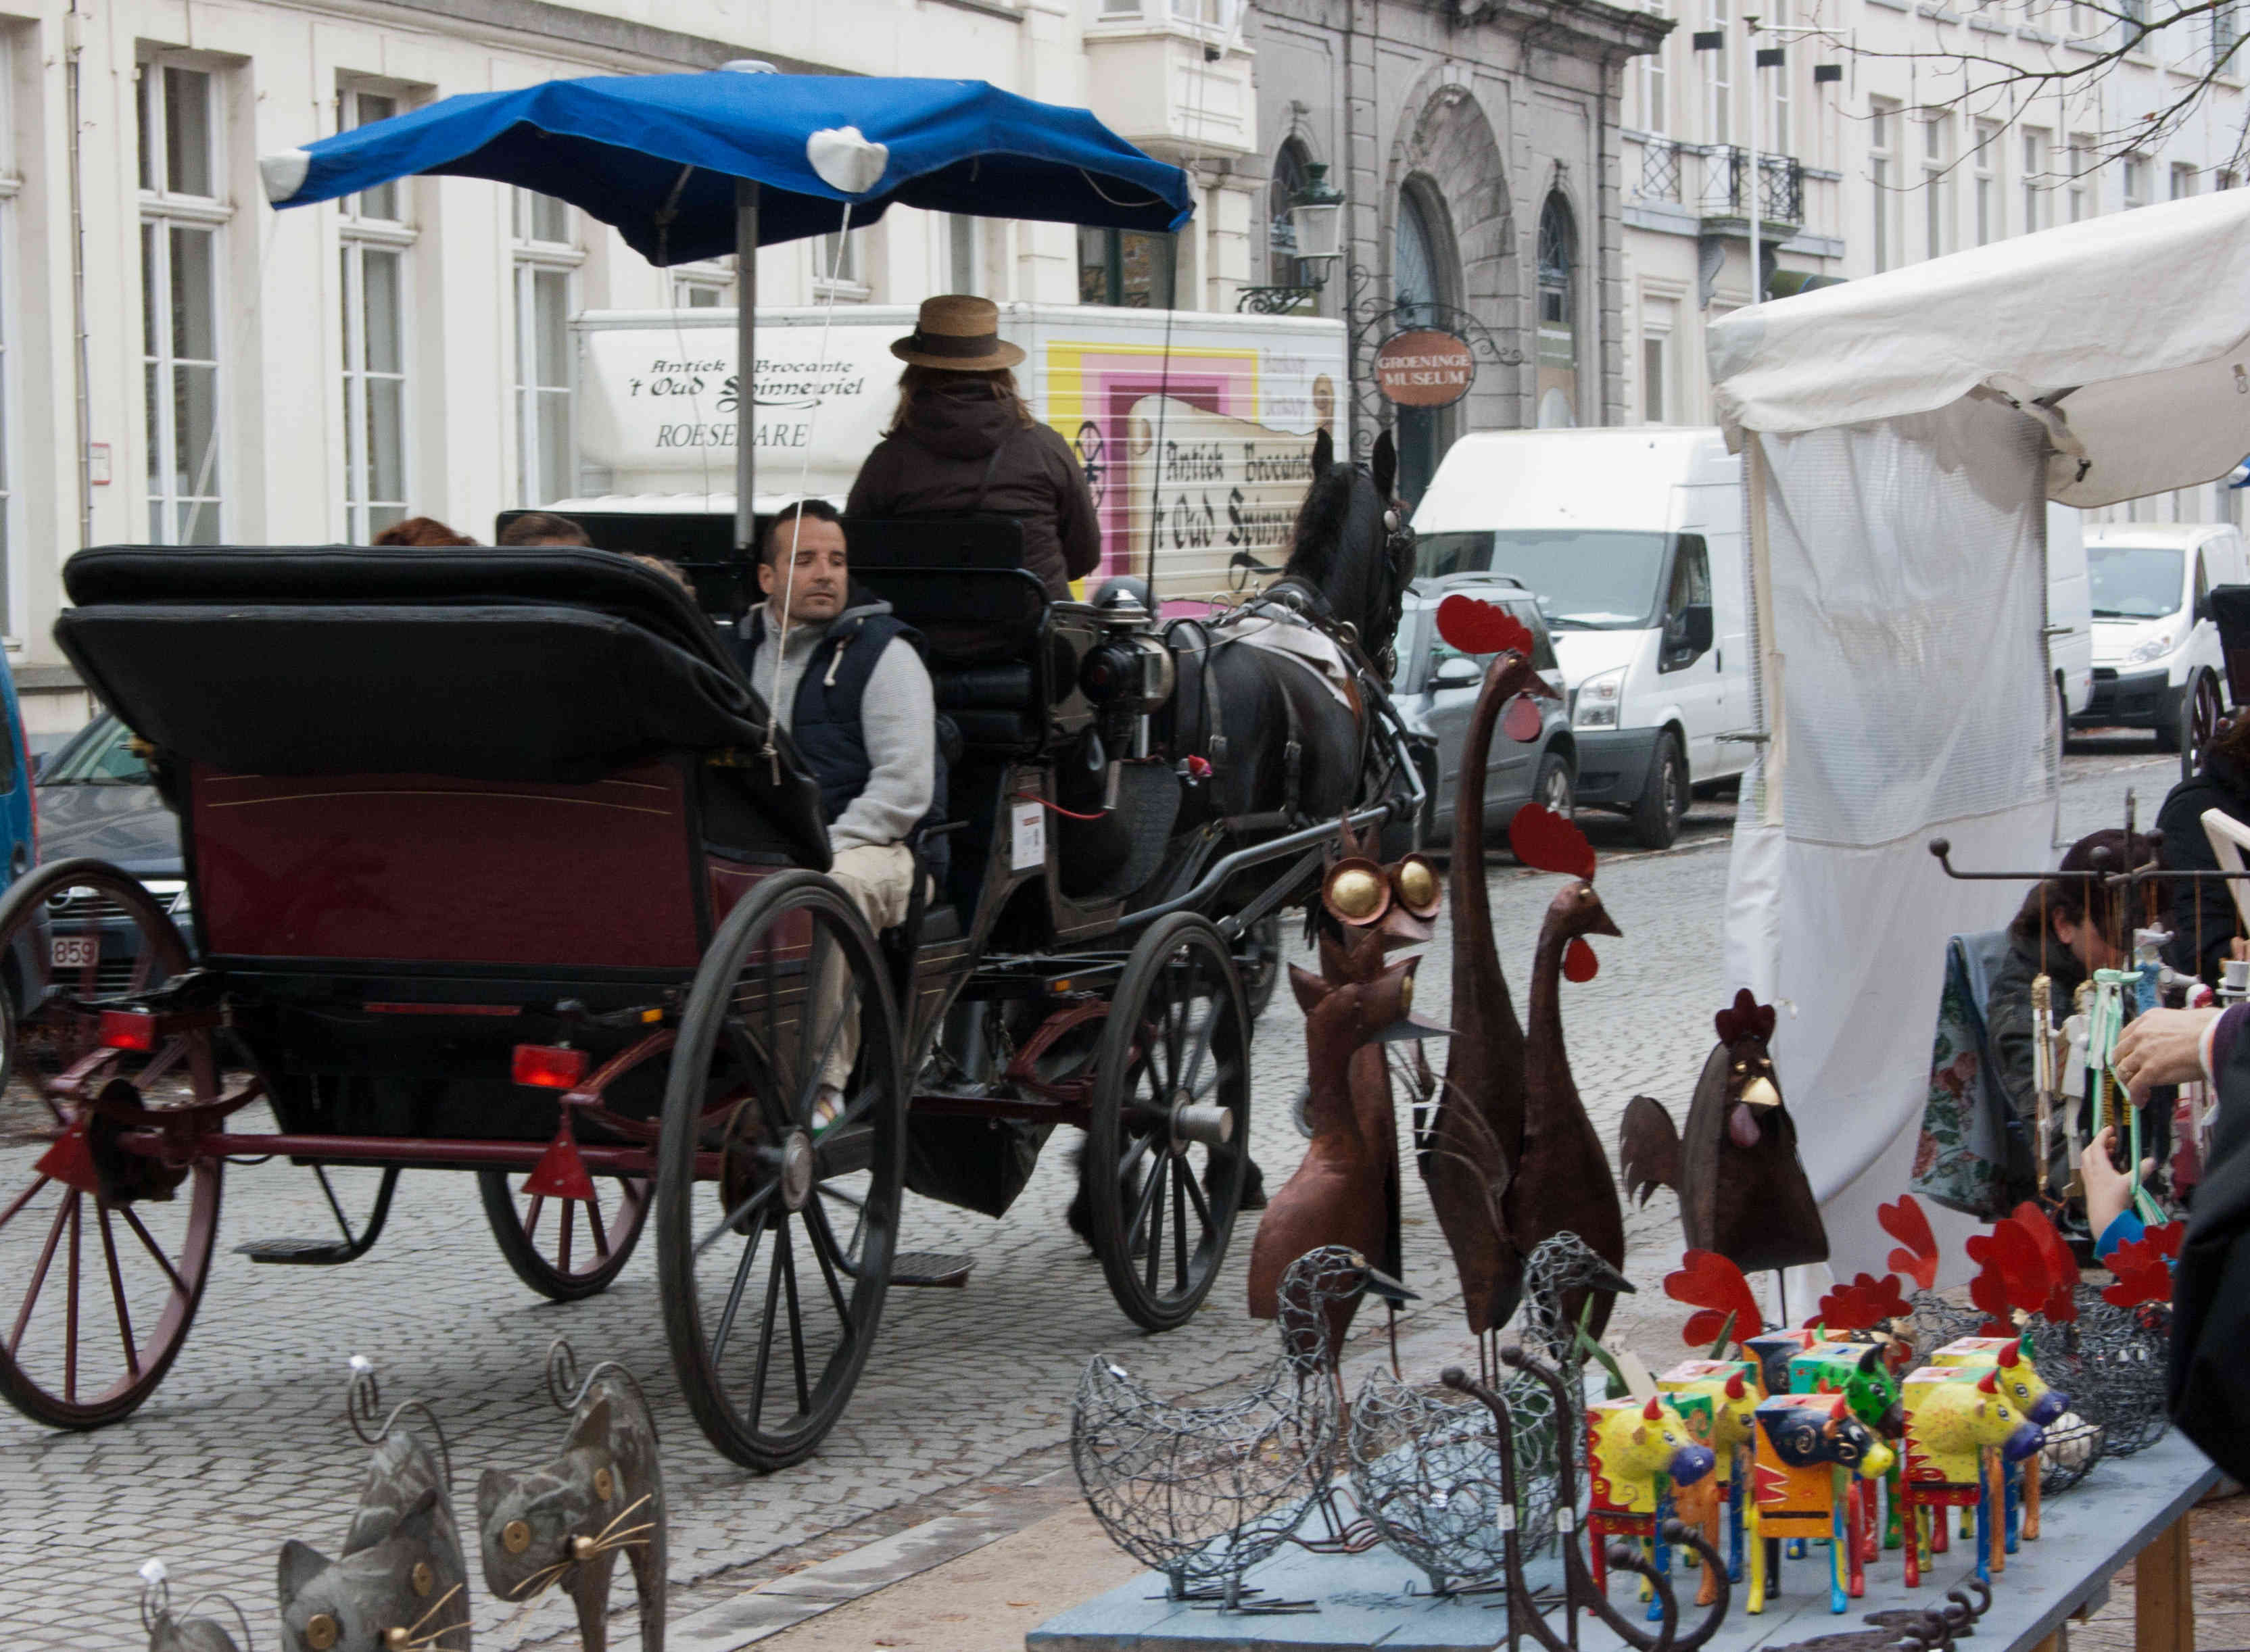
[477,1171,651,1303]
[1085,912,1251,1332]
[656,870,905,1472]
[0,859,222,1427]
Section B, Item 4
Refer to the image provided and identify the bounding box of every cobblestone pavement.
[0,743,2173,1651]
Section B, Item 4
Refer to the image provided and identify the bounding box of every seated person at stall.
[499,512,594,548]
[1987,828,2142,1197]
[736,500,936,1129]
[2159,711,2250,983]
[846,295,1100,601]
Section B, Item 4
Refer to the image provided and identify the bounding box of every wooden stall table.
[1028,1431,2217,1652]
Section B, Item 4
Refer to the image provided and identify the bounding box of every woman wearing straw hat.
[846,295,1101,600]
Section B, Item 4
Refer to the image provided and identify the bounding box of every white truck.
[567,303,1347,601]
[2079,520,2250,775]
[1408,427,1749,849]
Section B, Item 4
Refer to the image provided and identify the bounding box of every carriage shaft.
[132,1132,704,1178]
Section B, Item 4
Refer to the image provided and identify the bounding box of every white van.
[1410,428,1746,849]
[2048,504,2095,741]
[2078,522,2248,769]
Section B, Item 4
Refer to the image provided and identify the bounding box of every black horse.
[1063,426,1419,1247]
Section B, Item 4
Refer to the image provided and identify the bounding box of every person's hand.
[2111,1006,2220,1103]
[2080,1127,2157,1240]
[2230,937,2250,963]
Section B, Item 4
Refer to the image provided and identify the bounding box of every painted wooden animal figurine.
[1622,990,1828,1275]
[1586,1394,1718,1595]
[1929,1337,2066,1557]
[1510,810,1628,1338]
[479,1344,667,1652]
[1746,1394,1896,1615]
[1744,1328,1817,1396]
[1898,1366,2046,1587]
[279,1424,472,1652]
[1788,1341,1909,1565]
[1657,1361,1761,1604]
[1423,595,1554,1336]
[1249,955,1431,1348]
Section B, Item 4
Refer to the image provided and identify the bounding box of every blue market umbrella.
[262,67,1194,541]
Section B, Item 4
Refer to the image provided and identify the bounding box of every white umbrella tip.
[348,1353,374,1374]
[722,59,780,74]
[139,1559,168,1584]
[808,126,888,195]
[259,148,311,203]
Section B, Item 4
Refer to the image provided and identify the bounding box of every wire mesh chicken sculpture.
[1074,1246,1414,1609]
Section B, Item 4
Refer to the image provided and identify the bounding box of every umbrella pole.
[734,178,760,555]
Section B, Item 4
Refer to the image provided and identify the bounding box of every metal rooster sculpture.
[1420,594,1559,1338]
[1506,803,1630,1339]
[1621,990,1829,1276]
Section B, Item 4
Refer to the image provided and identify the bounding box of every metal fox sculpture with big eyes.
[1747,1394,1896,1615]
[1899,1366,2049,1588]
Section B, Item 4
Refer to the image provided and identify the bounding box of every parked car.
[2076,522,2248,777]
[1391,575,1576,844]
[2048,504,2095,746]
[34,711,188,993]
[1409,427,1749,850]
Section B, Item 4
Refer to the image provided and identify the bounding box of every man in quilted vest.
[738,500,936,1129]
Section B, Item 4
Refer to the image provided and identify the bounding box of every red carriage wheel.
[477,1169,652,1302]
[0,859,224,1427]
[655,870,905,1472]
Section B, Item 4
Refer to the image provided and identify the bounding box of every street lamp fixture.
[1237,162,1345,313]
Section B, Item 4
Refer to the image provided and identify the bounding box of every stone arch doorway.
[1393,180,1454,503]
[1536,191,1580,427]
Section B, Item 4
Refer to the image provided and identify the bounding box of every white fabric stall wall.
[1721,395,2059,1290]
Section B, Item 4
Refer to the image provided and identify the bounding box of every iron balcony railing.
[1697,146,1805,227]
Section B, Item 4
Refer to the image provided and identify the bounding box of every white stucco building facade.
[0,0,1267,729]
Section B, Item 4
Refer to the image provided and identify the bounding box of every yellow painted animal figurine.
[1746,1394,1895,1615]
[1931,1337,2066,1549]
[1586,1394,1717,1595]
[1658,1360,1759,1604]
[1899,1366,2045,1588]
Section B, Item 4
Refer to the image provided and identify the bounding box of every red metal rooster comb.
[1436,593,1535,658]
[1878,1194,1940,1291]
[1715,989,1777,1046]
[1508,804,1597,882]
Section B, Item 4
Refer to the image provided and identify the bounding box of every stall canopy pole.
[734,178,760,555]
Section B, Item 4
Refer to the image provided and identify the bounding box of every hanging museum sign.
[1372,328,1477,409]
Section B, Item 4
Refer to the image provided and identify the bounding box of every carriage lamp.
[512,1042,591,1090]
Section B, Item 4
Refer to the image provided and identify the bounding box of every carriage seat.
[842,517,1050,754]
[55,542,830,867]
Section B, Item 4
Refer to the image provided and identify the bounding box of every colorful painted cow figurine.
[1899,1365,2046,1586]
[1932,1337,2067,1551]
[1746,1394,1895,1614]
[1658,1359,1761,1604]
[1587,1394,1718,1596]
[1788,1341,1909,1559]
[1744,1328,1817,1396]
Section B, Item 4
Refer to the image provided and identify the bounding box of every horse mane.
[1283,463,1361,589]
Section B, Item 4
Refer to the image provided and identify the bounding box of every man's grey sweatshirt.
[738,598,934,854]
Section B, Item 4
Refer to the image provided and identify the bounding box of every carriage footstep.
[891,1251,976,1288]
[237,1236,372,1265]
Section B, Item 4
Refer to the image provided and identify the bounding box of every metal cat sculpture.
[1621,990,1829,1276]
[1422,595,1558,1338]
[479,1339,666,1652]
[279,1358,472,1652]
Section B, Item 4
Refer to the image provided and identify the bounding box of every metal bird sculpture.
[1621,990,1828,1276]
[1506,808,1629,1340]
[1075,1246,1415,1609]
[1422,594,1560,1338]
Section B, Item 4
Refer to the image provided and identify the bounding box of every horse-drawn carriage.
[0,73,1424,1468]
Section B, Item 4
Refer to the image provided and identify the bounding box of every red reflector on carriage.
[512,1044,589,1090]
[99,1010,159,1051]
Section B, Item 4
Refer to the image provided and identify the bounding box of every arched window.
[1536,193,1579,428]
[1268,139,1310,289]
[1395,189,1443,324]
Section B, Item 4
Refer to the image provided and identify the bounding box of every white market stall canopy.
[1707,191,2250,1288]
[1710,189,2250,508]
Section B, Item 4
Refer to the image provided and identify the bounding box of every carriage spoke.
[1180,1157,1218,1234]
[707,1220,767,1369]
[523,1192,546,1241]
[795,979,861,1125]
[95,1201,139,1379]
[0,1174,48,1236]
[815,1181,866,1212]
[126,946,160,996]
[802,1200,856,1329]
[747,1232,788,1429]
[118,1204,190,1298]
[1143,1160,1166,1295]
[1180,1000,1220,1098]
[585,1186,612,1260]
[1172,1165,1189,1291]
[695,1183,777,1260]
[1126,1149,1165,1243]
[556,1196,576,1275]
[7,1194,70,1357]
[778,1221,811,1415]
[130,1037,191,1093]
[64,1198,82,1403]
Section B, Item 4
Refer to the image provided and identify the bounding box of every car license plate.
[50,936,97,969]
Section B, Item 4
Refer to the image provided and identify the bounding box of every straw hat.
[890,295,1025,370]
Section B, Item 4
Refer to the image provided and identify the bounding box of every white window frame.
[1870,99,1899,272]
[1642,0,1671,133]
[2068,138,2094,220]
[1764,0,1790,155]
[814,227,871,300]
[2123,155,2149,210]
[1640,301,1675,424]
[1973,119,2001,244]
[2172,161,2199,199]
[2021,128,2049,233]
[1704,0,1731,144]
[512,190,582,508]
[1921,112,1952,259]
[139,55,229,546]
[339,85,412,543]
[670,259,734,309]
